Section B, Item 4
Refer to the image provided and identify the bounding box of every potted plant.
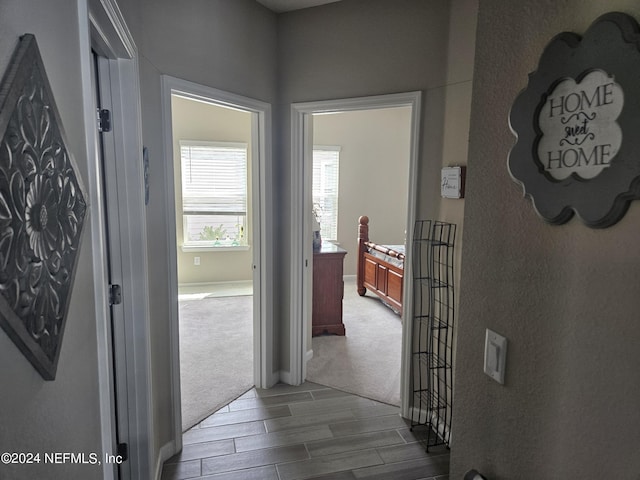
[312,203,322,251]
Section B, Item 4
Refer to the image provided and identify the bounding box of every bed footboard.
[356,215,404,315]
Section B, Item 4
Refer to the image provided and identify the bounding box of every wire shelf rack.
[410,220,456,451]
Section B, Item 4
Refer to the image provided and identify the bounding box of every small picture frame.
[441,166,466,199]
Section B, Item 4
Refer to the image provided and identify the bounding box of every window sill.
[181,244,250,253]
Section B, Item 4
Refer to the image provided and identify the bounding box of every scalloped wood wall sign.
[509,12,640,228]
[0,34,87,380]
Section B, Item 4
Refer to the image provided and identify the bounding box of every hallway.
[161,382,449,480]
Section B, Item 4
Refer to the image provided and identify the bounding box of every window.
[180,141,248,248]
[312,146,340,241]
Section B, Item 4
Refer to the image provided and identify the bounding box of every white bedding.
[367,244,404,269]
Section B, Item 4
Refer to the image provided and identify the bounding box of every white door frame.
[79,0,153,479]
[161,76,275,447]
[290,92,422,417]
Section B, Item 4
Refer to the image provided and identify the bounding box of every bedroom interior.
[311,107,411,278]
[305,106,411,403]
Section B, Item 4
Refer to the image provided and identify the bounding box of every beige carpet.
[306,277,403,406]
[179,295,253,431]
[179,278,402,432]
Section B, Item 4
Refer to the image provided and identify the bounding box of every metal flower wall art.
[0,34,87,380]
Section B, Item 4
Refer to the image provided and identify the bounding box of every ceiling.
[255,0,342,13]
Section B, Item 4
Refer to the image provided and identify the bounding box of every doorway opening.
[306,106,412,407]
[172,96,254,430]
[162,76,274,438]
[290,92,422,418]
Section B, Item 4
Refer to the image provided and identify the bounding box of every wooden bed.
[356,216,404,315]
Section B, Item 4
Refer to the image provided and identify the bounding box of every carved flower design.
[0,173,14,270]
[0,35,87,377]
[25,174,61,261]
[0,147,29,309]
[26,252,68,355]
[58,173,85,251]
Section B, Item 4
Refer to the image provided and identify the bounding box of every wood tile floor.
[161,382,449,480]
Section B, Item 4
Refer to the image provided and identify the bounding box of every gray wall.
[128,0,477,459]
[276,0,477,377]
[118,0,279,460]
[0,1,102,479]
[7,1,637,478]
[129,0,477,454]
[0,1,480,477]
[450,1,640,478]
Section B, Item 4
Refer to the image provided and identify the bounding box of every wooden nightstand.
[312,243,347,336]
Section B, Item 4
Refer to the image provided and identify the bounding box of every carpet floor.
[179,295,254,431]
[306,277,402,406]
[178,278,402,432]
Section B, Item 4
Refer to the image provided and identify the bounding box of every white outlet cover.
[484,328,507,384]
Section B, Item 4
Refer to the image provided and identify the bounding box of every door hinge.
[109,284,122,306]
[98,108,111,133]
[117,442,128,462]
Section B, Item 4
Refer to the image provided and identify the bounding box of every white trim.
[78,2,115,479]
[288,108,312,385]
[290,92,422,418]
[161,76,276,456]
[86,0,135,59]
[251,103,277,388]
[81,0,153,478]
[313,145,341,152]
[180,140,248,148]
[154,441,176,480]
[160,77,184,457]
[180,245,251,253]
[178,280,253,289]
[408,406,452,444]
[400,94,422,419]
[104,54,154,480]
[279,370,292,385]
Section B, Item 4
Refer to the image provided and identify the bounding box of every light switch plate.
[484,329,507,384]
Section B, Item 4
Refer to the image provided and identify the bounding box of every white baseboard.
[408,406,451,442]
[154,440,177,480]
[279,370,292,385]
[262,369,280,389]
[178,280,253,288]
[278,353,312,386]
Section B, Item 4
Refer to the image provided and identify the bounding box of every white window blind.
[312,146,340,241]
[180,141,248,246]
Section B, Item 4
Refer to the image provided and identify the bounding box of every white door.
[91,49,130,480]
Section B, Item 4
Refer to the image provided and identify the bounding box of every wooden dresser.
[312,243,347,336]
